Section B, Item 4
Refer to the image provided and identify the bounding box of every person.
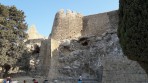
[78,76,82,83]
[6,80,9,83]
[43,79,49,83]
[6,77,11,83]
[24,80,26,83]
[78,79,81,83]
[79,76,82,81]
[32,79,38,83]
[3,78,7,83]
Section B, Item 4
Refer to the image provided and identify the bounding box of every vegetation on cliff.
[0,4,28,75]
[118,0,148,61]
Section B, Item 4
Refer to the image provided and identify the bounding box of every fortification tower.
[51,9,83,40]
[48,9,83,81]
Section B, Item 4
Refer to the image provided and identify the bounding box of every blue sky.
[0,0,119,37]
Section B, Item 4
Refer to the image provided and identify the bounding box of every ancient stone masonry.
[38,10,148,83]
[82,12,110,36]
[27,25,46,39]
[51,9,83,40]
[37,39,51,76]
[26,25,46,52]
[25,25,47,75]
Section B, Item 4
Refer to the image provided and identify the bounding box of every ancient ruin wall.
[48,9,84,80]
[82,12,110,37]
[45,10,148,83]
[38,39,51,76]
[51,9,83,40]
[48,39,60,80]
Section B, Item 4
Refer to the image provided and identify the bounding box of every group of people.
[24,79,49,83]
[2,76,82,83]
[3,77,12,83]
[32,79,49,83]
[2,78,49,83]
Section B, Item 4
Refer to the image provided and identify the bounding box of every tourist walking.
[78,79,82,83]
[6,77,12,83]
[32,79,38,83]
[78,76,82,83]
[23,80,26,83]
[43,79,49,83]
[3,78,6,83]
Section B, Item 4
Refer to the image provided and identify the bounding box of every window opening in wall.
[78,37,89,46]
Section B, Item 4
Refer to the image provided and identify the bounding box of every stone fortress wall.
[47,9,83,80]
[37,39,51,76]
[82,12,110,37]
[39,10,148,83]
[51,9,83,40]
[25,25,48,76]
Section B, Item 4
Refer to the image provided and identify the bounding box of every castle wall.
[44,10,148,83]
[51,9,83,40]
[48,9,83,80]
[53,31,148,83]
[48,39,60,80]
[38,39,51,76]
[82,12,110,37]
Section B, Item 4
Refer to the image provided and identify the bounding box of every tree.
[0,4,28,74]
[118,0,148,62]
[18,50,31,73]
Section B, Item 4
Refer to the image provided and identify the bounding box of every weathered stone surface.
[53,29,148,83]
[27,25,46,39]
[25,25,47,76]
[51,9,83,40]
[38,10,148,83]
[37,39,51,76]
[82,12,110,37]
[26,25,47,52]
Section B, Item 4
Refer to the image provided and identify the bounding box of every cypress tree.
[118,0,148,61]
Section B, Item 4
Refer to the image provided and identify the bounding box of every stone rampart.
[40,10,148,83]
[51,9,83,40]
[82,12,110,36]
[37,39,51,76]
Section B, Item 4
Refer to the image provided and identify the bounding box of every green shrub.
[118,0,148,62]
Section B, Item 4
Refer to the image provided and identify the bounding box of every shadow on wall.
[48,48,59,82]
[125,54,148,75]
[138,61,148,75]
